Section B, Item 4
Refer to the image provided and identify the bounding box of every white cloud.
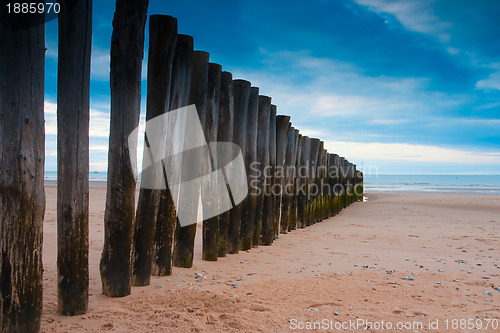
[44,100,110,138]
[324,140,500,166]
[90,46,110,80]
[476,69,500,91]
[353,0,452,41]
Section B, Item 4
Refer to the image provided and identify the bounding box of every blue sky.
[43,0,500,175]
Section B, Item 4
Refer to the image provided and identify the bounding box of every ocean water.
[364,175,500,195]
[45,172,500,195]
[45,171,108,182]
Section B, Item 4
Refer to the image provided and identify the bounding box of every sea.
[364,175,500,195]
[44,172,500,195]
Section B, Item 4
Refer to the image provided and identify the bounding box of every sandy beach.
[41,185,500,332]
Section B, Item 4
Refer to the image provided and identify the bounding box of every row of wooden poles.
[0,3,362,332]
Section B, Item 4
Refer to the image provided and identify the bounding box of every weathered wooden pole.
[307,138,320,226]
[349,163,356,205]
[56,0,92,315]
[152,34,193,276]
[240,87,259,250]
[348,162,353,206]
[281,126,297,232]
[276,116,291,233]
[202,62,222,261]
[297,136,310,228]
[100,0,149,297]
[269,105,279,239]
[132,15,177,286]
[316,143,327,222]
[217,72,234,257]
[331,154,340,215]
[255,96,272,246]
[338,157,346,211]
[292,133,303,229]
[321,148,329,219]
[311,141,323,223]
[325,153,332,216]
[173,50,209,268]
[0,7,45,331]
[287,129,300,230]
[326,154,336,216]
[356,169,364,202]
[228,80,251,253]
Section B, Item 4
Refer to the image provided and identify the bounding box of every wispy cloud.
[353,0,452,41]
[325,140,500,166]
[476,66,500,91]
[44,100,110,138]
[90,46,110,80]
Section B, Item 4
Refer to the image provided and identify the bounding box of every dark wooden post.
[228,80,251,253]
[338,157,346,211]
[202,62,222,261]
[132,15,177,286]
[356,170,364,202]
[276,116,291,233]
[173,50,209,268]
[307,138,320,226]
[56,0,92,315]
[240,87,259,250]
[280,124,296,233]
[269,105,279,239]
[0,6,45,331]
[217,72,234,257]
[331,154,340,215]
[152,34,193,276]
[281,126,296,232]
[286,129,300,230]
[326,154,336,216]
[292,133,303,230]
[321,147,329,219]
[316,143,327,222]
[257,97,273,245]
[297,136,310,228]
[100,0,149,297]
[349,163,355,205]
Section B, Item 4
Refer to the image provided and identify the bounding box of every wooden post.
[276,116,291,233]
[173,50,209,268]
[217,72,234,257]
[286,129,300,230]
[307,138,320,226]
[228,80,251,253]
[240,87,259,250]
[100,0,149,297]
[256,96,272,245]
[338,157,346,211]
[280,124,296,233]
[291,132,302,230]
[152,34,193,276]
[132,15,177,286]
[321,148,329,219]
[0,6,45,331]
[331,154,340,215]
[326,154,336,216]
[56,0,92,315]
[297,136,310,229]
[281,126,296,232]
[269,105,278,239]
[356,170,364,202]
[202,62,222,261]
[316,143,327,222]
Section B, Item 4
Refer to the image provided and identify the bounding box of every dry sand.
[41,185,500,332]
